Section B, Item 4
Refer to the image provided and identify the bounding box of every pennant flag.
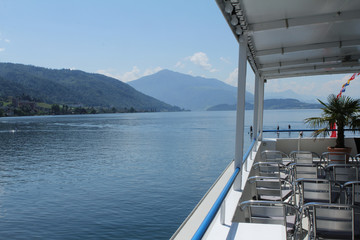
[349,73,356,81]
[336,73,360,99]
[332,72,360,137]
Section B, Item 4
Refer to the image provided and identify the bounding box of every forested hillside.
[0,63,180,112]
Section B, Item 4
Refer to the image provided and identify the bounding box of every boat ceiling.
[216,0,360,79]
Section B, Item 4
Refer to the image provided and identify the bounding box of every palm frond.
[305,94,360,147]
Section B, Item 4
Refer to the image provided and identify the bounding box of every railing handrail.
[192,137,258,240]
[243,138,257,163]
[263,128,360,133]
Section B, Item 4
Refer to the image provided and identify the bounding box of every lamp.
[231,15,239,26]
[236,25,243,35]
[225,1,233,14]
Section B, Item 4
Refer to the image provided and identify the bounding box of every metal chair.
[344,181,360,206]
[239,200,300,240]
[296,178,340,207]
[289,151,320,165]
[248,176,293,202]
[300,203,360,240]
[289,163,325,181]
[253,162,288,179]
[325,164,359,185]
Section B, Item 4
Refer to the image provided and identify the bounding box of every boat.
[171,0,360,239]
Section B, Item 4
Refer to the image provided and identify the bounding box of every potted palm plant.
[305,94,360,154]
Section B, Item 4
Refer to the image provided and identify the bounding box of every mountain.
[206,103,253,111]
[263,98,322,109]
[128,69,254,111]
[0,63,180,111]
[207,98,322,111]
[265,90,317,103]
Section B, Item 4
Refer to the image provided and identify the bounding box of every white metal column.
[258,78,265,140]
[234,34,247,190]
[252,74,260,141]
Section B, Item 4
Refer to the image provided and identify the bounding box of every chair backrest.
[253,162,282,178]
[325,164,359,184]
[239,200,299,240]
[296,179,332,206]
[321,152,353,165]
[291,163,319,180]
[249,176,282,200]
[290,151,319,164]
[344,181,360,205]
[302,203,360,240]
[261,150,289,163]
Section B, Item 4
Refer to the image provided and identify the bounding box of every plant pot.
[327,146,352,163]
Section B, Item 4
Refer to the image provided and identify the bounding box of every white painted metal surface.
[252,74,259,139]
[257,78,264,140]
[215,0,360,79]
[234,35,248,177]
[227,223,286,240]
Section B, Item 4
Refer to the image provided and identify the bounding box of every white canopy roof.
[216,0,360,79]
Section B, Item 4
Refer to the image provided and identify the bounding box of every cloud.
[265,74,360,99]
[175,61,185,68]
[97,66,162,82]
[96,69,123,80]
[225,68,238,86]
[120,66,141,82]
[0,36,10,52]
[220,57,231,64]
[144,66,163,76]
[266,79,318,95]
[186,52,217,72]
[317,74,360,98]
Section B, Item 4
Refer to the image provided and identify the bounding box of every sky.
[0,0,359,101]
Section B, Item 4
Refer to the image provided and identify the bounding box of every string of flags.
[331,72,360,138]
[336,72,360,98]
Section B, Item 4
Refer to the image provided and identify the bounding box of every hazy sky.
[0,0,359,99]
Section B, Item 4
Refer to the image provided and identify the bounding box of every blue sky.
[0,0,359,100]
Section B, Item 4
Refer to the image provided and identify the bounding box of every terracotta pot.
[327,146,352,163]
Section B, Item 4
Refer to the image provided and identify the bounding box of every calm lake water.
[0,110,321,239]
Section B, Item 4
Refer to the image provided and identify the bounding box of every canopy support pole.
[234,34,247,191]
[253,74,260,141]
[258,78,265,140]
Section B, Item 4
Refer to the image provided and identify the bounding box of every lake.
[0,110,321,239]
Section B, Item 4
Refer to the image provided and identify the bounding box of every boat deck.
[173,137,359,240]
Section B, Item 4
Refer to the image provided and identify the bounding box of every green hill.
[207,99,321,111]
[0,63,180,111]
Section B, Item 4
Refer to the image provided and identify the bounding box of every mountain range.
[0,63,180,112]
[129,69,254,111]
[264,89,318,103]
[0,62,321,113]
[207,99,321,111]
[129,69,321,110]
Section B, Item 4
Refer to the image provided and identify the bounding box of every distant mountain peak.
[129,69,254,111]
